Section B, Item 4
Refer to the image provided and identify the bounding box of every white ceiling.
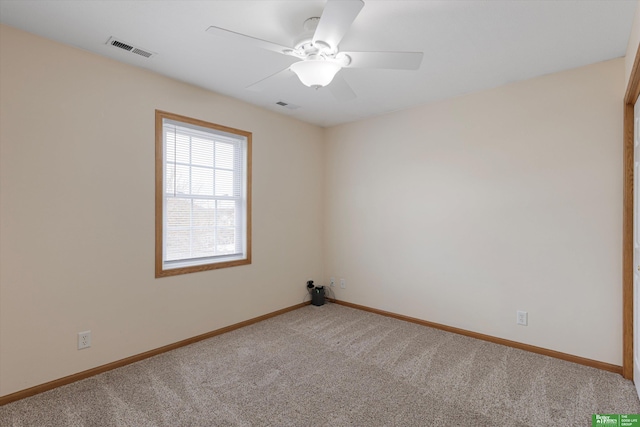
[0,0,637,127]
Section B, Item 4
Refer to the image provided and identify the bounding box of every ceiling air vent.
[275,101,300,110]
[106,37,155,58]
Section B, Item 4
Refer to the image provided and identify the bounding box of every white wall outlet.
[330,277,335,287]
[340,278,346,289]
[78,330,91,349]
[516,311,528,326]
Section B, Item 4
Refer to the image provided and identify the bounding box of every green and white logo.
[592,414,640,427]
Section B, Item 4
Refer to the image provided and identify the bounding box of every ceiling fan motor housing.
[294,17,337,58]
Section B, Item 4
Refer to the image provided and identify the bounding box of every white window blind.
[162,118,248,270]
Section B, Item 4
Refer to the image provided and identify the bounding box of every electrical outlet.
[78,331,91,350]
[516,311,528,326]
[330,277,335,287]
[340,278,346,289]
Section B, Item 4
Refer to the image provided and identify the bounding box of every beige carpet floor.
[0,303,638,426]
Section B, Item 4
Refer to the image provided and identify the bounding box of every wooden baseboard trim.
[0,302,310,406]
[329,299,623,375]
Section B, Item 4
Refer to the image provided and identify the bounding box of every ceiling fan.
[206,0,423,100]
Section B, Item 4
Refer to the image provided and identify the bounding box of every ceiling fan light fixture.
[290,59,342,88]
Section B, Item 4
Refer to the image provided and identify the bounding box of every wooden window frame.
[155,110,252,278]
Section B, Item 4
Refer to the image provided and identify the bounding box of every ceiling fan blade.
[342,51,424,70]
[313,0,364,49]
[206,26,293,55]
[328,72,356,101]
[245,67,295,91]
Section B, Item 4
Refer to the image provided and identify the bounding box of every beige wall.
[324,58,625,365]
[626,1,640,85]
[0,25,325,397]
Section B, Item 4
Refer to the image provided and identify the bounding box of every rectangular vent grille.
[106,37,155,58]
[276,101,301,110]
[111,40,133,51]
[131,48,153,58]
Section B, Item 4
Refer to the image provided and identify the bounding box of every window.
[155,110,251,277]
